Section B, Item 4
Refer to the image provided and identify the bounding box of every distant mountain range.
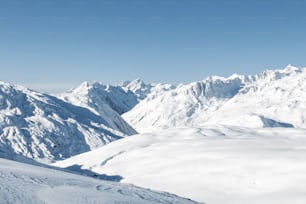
[0,78,175,163]
[123,65,305,131]
[2,65,306,204]
[1,65,306,163]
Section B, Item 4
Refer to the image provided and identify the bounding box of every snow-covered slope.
[123,65,306,131]
[54,126,306,204]
[0,158,199,204]
[0,81,131,163]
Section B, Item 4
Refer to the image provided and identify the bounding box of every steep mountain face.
[0,81,130,163]
[60,82,137,135]
[123,65,306,131]
[61,80,174,134]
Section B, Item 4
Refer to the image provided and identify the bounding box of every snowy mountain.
[54,126,306,204]
[60,79,174,134]
[123,65,306,132]
[123,73,253,132]
[0,81,132,163]
[60,82,137,134]
[120,79,175,100]
[3,65,306,203]
[0,158,199,204]
[196,65,306,128]
[2,65,304,163]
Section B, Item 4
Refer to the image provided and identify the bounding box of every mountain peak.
[204,75,227,82]
[283,64,300,73]
[123,65,306,132]
[120,78,145,87]
[255,65,301,82]
[120,79,147,91]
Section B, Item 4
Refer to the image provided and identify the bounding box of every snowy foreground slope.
[0,158,199,204]
[123,65,306,132]
[0,81,134,163]
[55,126,306,204]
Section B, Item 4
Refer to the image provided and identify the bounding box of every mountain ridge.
[0,81,132,163]
[1,65,305,163]
[123,65,306,132]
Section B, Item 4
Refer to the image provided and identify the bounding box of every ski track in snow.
[0,158,200,204]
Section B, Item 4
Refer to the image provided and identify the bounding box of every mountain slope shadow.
[47,95,123,140]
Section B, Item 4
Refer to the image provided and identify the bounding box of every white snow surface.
[0,81,131,163]
[123,65,306,132]
[54,126,306,204]
[0,158,199,204]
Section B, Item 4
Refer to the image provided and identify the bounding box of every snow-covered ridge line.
[123,65,306,132]
[1,65,305,162]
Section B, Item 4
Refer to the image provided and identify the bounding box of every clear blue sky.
[0,0,305,92]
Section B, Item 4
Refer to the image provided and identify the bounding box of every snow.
[0,81,131,163]
[119,79,175,101]
[60,81,137,134]
[199,65,306,127]
[54,126,306,204]
[0,158,199,204]
[123,65,306,132]
[2,65,306,203]
[60,79,174,134]
[122,73,251,132]
[0,79,172,163]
